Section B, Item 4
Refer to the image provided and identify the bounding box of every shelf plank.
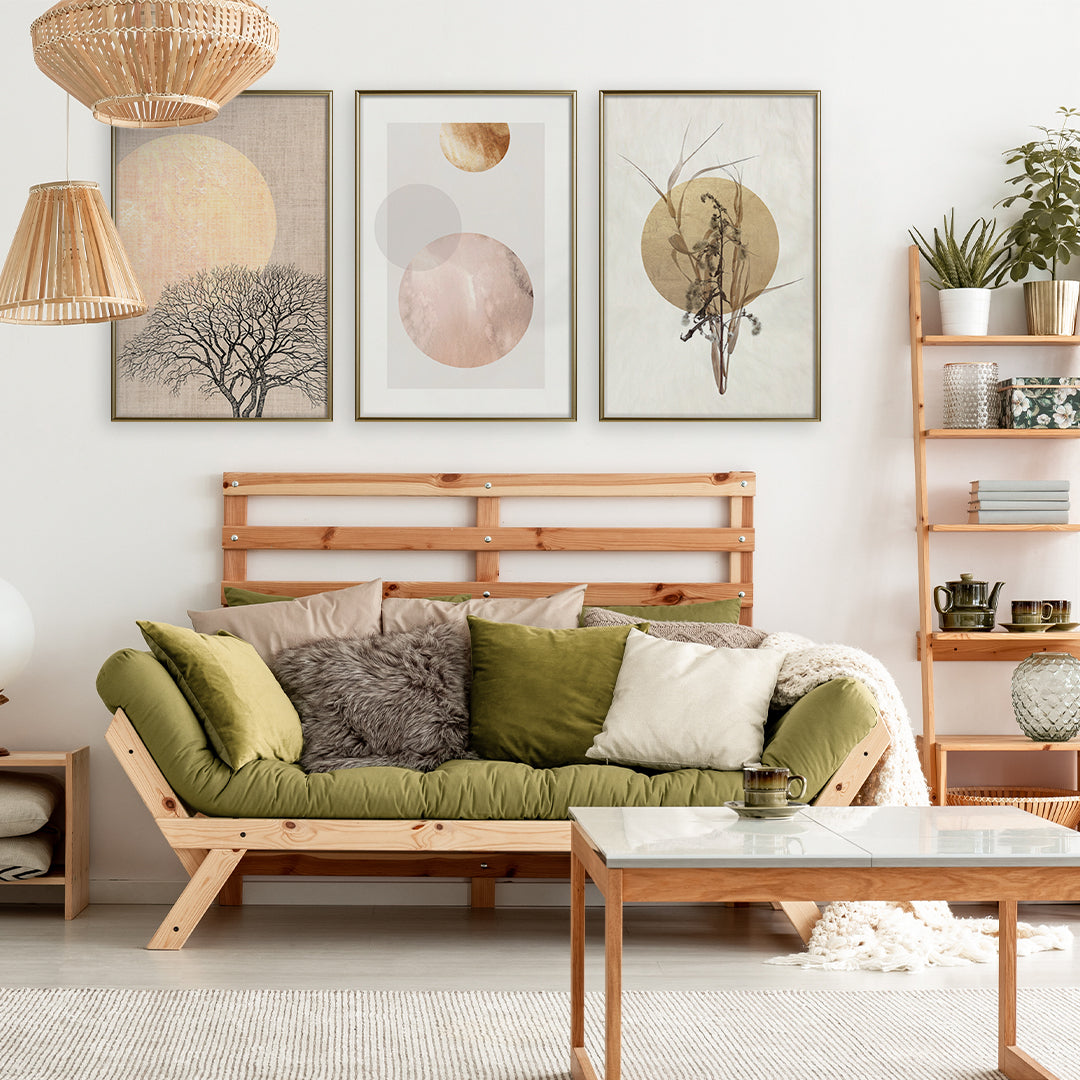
[3,871,66,885]
[0,751,72,767]
[930,523,1080,532]
[920,631,1080,661]
[925,428,1080,439]
[922,335,1080,346]
[936,735,1080,751]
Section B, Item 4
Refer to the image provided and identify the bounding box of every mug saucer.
[724,801,806,820]
[998,622,1054,633]
[1051,621,1079,632]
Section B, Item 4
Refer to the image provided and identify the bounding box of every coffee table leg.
[605,869,623,1080]
[571,849,587,1075]
[998,899,1061,1080]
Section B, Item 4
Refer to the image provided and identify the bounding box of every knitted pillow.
[583,606,767,648]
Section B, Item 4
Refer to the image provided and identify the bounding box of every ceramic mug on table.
[1012,600,1054,624]
[1044,600,1072,623]
[742,765,808,807]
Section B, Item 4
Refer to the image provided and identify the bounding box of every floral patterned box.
[997,376,1080,429]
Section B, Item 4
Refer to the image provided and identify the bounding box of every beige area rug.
[2,986,1079,1079]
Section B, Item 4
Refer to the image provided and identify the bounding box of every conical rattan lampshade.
[0,180,147,325]
[31,0,279,129]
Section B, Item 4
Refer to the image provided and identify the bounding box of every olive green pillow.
[137,620,303,770]
[580,597,741,626]
[467,616,644,769]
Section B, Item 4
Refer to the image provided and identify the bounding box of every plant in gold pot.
[909,210,1010,334]
[999,106,1080,335]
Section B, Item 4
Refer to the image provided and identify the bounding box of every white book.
[971,479,1070,493]
[968,509,1070,524]
[969,500,1070,511]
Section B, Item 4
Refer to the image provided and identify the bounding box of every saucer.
[724,801,806,820]
[998,622,1054,633]
[1050,622,1079,632]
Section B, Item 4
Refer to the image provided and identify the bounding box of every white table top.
[569,805,1080,869]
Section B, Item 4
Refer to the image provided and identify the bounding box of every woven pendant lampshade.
[31,0,279,128]
[0,180,147,325]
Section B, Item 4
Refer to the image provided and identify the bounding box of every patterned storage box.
[997,376,1080,428]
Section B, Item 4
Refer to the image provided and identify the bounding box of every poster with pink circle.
[357,92,575,420]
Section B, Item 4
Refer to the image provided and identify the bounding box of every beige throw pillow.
[587,628,783,771]
[582,606,767,648]
[188,580,383,663]
[381,584,587,635]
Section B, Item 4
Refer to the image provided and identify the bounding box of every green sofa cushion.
[137,621,303,770]
[97,650,879,819]
[467,617,640,768]
[580,598,741,625]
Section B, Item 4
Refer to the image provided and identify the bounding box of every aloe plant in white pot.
[909,211,1011,335]
[999,106,1080,335]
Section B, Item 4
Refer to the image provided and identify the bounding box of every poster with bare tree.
[111,91,332,421]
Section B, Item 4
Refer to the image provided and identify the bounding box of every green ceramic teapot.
[933,572,1004,631]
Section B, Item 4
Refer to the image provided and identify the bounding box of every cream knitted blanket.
[760,632,1072,971]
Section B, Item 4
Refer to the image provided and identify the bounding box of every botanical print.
[357,92,574,420]
[602,92,819,421]
[112,92,331,420]
[1001,378,1080,428]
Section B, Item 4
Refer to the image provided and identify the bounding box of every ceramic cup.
[1044,600,1072,624]
[742,765,808,807]
[1012,600,1054,624]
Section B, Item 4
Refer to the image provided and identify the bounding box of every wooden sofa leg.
[470,877,496,909]
[218,870,244,906]
[148,848,246,950]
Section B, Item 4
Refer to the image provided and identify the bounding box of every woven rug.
[2,986,1078,1079]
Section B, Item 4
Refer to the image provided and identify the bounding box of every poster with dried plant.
[601,91,819,421]
[111,91,332,421]
[356,91,576,421]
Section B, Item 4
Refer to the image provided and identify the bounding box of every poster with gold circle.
[601,91,819,421]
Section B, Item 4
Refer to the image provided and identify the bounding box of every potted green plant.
[999,106,1080,335]
[909,211,1010,334]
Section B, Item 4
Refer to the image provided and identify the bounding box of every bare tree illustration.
[119,263,328,417]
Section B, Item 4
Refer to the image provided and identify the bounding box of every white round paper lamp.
[0,577,34,696]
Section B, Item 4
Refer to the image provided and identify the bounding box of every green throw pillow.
[467,616,644,768]
[225,586,472,606]
[137,620,303,770]
[580,597,741,626]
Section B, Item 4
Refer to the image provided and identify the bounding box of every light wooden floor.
[3,901,1080,992]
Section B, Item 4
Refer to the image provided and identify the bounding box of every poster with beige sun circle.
[357,92,576,420]
[601,91,820,421]
[111,92,332,421]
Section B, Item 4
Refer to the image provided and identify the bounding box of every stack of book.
[968,480,1070,524]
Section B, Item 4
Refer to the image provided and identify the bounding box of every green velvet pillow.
[467,616,644,768]
[580,597,741,626]
[225,586,472,606]
[137,620,303,770]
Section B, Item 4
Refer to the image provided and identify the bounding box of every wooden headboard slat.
[220,472,757,625]
[223,471,756,498]
[222,525,755,553]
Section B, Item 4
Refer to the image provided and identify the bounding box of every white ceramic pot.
[938,288,991,336]
[1023,280,1080,335]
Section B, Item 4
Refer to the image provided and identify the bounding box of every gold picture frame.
[110,90,333,422]
[600,90,820,422]
[355,90,576,421]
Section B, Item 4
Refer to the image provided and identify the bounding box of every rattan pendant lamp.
[30,0,280,128]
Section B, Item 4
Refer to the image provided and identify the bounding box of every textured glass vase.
[1011,652,1080,741]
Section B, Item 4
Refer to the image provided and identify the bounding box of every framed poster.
[356,91,576,420]
[601,91,819,421]
[111,90,332,421]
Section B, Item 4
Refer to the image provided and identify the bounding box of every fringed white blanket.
[759,631,1072,971]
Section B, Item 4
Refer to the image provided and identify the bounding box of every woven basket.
[947,786,1080,829]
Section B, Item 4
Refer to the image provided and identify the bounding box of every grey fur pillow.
[582,607,768,649]
[271,624,471,773]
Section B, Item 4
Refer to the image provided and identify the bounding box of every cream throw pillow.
[381,584,587,635]
[587,628,783,771]
[188,580,383,663]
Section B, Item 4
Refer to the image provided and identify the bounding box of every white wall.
[3,0,1080,901]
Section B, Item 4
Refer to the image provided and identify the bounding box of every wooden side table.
[0,748,89,919]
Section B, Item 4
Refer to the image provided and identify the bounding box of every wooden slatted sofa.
[98,472,890,949]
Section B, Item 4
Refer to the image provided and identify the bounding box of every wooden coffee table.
[570,805,1080,1080]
